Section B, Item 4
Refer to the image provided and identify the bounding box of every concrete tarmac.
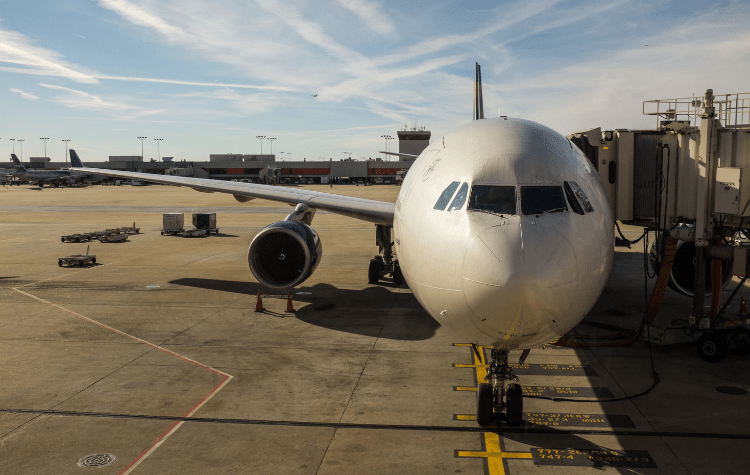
[1,183,749,474]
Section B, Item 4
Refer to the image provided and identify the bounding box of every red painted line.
[13,288,234,474]
[183,376,231,418]
[118,421,182,475]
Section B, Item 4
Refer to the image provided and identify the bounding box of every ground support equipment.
[58,246,96,267]
[97,233,128,243]
[61,233,93,243]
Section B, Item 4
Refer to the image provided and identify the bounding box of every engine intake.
[248,221,322,288]
[649,234,733,297]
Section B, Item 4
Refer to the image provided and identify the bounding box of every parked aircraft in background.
[68,63,614,427]
[10,154,88,187]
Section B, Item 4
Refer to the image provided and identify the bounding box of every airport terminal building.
[15,128,430,184]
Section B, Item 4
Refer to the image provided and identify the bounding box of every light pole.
[154,138,163,161]
[385,135,394,161]
[381,135,389,160]
[267,137,276,154]
[287,152,292,162]
[40,137,49,160]
[256,135,266,154]
[62,139,70,164]
[137,136,147,160]
[278,152,284,162]
[17,139,24,160]
[10,139,15,154]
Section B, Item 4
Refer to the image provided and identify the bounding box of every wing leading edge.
[73,166,395,226]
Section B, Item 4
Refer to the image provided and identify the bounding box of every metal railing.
[643,92,750,129]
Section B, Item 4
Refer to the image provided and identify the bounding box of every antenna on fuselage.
[473,62,484,120]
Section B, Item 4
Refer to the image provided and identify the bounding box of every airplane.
[10,153,88,187]
[68,63,614,427]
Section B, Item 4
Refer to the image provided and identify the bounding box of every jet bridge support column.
[692,89,720,319]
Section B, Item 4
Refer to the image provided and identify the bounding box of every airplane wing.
[71,166,395,226]
[379,151,418,159]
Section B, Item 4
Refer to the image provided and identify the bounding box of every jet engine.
[649,234,733,297]
[248,221,322,288]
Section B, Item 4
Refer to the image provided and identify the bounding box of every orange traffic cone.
[255,290,264,312]
[286,291,295,313]
[740,296,747,315]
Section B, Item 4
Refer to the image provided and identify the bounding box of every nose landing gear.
[368,225,403,285]
[476,347,527,427]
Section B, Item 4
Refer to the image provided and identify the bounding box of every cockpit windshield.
[468,185,516,215]
[520,186,567,215]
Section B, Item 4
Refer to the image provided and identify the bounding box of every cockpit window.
[567,181,594,212]
[434,181,460,210]
[468,185,517,215]
[564,182,585,215]
[520,186,567,215]
[447,183,469,211]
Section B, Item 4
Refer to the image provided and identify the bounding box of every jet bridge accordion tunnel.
[569,89,750,306]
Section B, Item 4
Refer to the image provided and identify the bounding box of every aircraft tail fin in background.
[473,62,484,120]
[11,154,26,171]
[69,150,83,168]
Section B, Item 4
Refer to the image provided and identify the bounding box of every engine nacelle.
[248,221,322,288]
[649,235,733,297]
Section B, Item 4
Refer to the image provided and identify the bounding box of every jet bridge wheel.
[505,383,523,427]
[368,258,382,284]
[697,332,729,363]
[476,383,494,427]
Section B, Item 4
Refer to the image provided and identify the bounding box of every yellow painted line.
[455,414,476,421]
[457,433,533,475]
[455,386,478,392]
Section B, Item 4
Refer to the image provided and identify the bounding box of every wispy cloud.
[333,0,395,35]
[96,0,187,41]
[0,28,98,83]
[9,87,39,100]
[39,83,138,112]
[95,74,294,91]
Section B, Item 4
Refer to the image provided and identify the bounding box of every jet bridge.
[569,89,750,360]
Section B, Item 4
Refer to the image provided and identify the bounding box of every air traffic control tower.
[397,126,431,162]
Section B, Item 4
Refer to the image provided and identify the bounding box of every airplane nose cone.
[462,221,578,345]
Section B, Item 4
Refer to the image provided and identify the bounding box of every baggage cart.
[98,233,128,243]
[119,222,141,234]
[61,233,93,243]
[161,213,184,235]
[192,213,219,234]
[58,246,96,267]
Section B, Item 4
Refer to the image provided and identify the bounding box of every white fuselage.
[393,117,614,349]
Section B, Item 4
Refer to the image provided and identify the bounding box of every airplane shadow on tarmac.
[169,278,439,341]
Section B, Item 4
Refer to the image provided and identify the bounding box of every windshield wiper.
[471,209,512,218]
[534,207,566,217]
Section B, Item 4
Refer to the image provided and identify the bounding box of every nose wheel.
[475,347,526,427]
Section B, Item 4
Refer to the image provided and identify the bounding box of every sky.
[1,0,749,163]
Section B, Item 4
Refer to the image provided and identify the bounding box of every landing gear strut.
[476,347,527,427]
[369,225,403,285]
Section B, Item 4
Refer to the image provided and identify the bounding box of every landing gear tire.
[505,383,523,427]
[697,332,728,363]
[476,382,494,428]
[368,258,381,284]
[392,261,404,285]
